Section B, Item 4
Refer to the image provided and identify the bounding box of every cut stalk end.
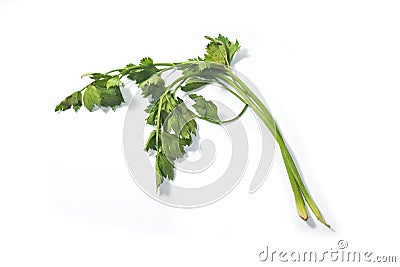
[299,212,309,221]
[318,218,330,228]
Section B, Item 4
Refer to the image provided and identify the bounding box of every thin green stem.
[220,71,329,227]
[196,104,248,125]
[105,63,177,75]
[221,104,248,124]
[155,75,191,149]
[155,95,164,151]
[227,71,275,125]
[165,75,189,92]
[215,73,312,222]
[196,116,221,125]
[275,130,330,227]
[216,75,276,133]
[215,80,247,104]
[172,78,188,97]
[154,63,176,66]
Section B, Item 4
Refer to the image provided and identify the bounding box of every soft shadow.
[305,214,317,228]
[231,48,250,66]
[120,83,135,105]
[158,179,172,196]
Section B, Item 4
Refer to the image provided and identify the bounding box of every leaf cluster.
[55,35,238,189]
[55,73,124,112]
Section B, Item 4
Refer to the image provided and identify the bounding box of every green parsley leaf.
[180,77,209,92]
[83,85,101,111]
[204,34,240,66]
[180,61,212,76]
[189,94,220,122]
[55,91,82,112]
[100,86,124,110]
[161,132,185,160]
[139,75,165,103]
[106,76,121,89]
[145,93,177,126]
[145,130,158,151]
[127,57,159,84]
[156,152,174,183]
[140,57,154,66]
[164,99,197,140]
[81,73,109,80]
[188,56,203,61]
[204,40,226,65]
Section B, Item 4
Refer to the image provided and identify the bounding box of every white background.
[1,0,399,266]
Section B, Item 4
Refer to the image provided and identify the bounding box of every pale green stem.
[216,73,330,226]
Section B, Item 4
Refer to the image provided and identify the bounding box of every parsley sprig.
[55,34,329,227]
